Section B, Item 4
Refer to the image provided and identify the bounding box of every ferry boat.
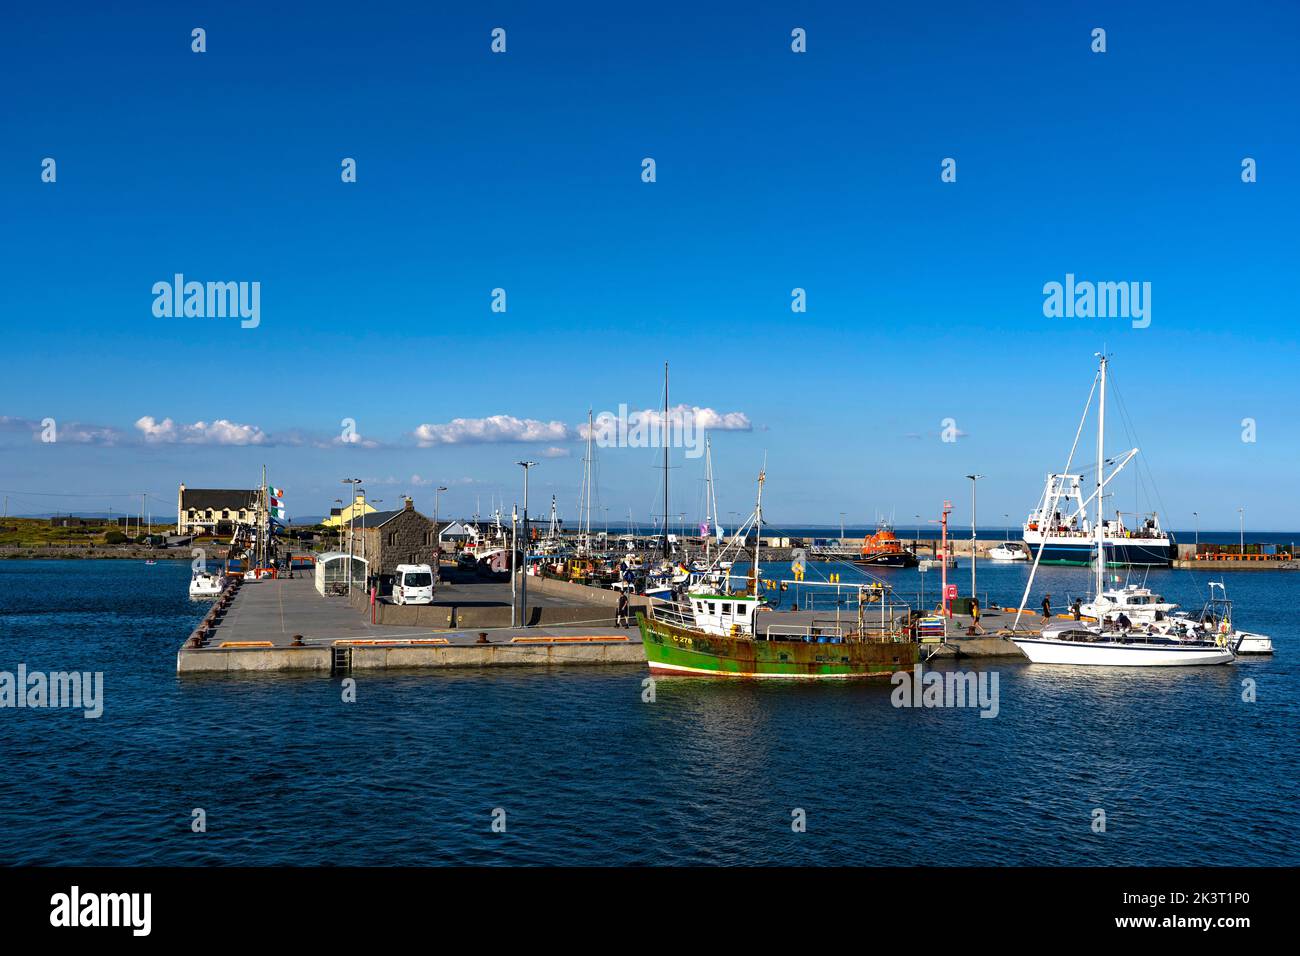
[1022,472,1175,566]
[638,469,922,678]
[854,524,919,568]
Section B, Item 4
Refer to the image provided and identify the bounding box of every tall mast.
[585,408,594,550]
[662,361,670,560]
[1095,354,1107,599]
[752,461,765,595]
[704,435,713,565]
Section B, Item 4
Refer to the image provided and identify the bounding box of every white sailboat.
[1011,355,1235,667]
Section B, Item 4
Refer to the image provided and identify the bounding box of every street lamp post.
[516,462,537,626]
[1193,512,1199,551]
[1239,507,1245,555]
[362,497,380,586]
[965,474,983,599]
[341,478,361,596]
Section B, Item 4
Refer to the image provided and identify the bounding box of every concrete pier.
[177,575,643,675]
[176,573,1033,675]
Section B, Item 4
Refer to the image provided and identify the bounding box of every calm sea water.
[0,559,1296,866]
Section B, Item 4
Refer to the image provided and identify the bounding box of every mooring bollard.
[291,634,305,647]
[477,632,489,644]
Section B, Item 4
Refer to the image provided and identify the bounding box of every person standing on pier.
[616,591,630,628]
[1041,593,1052,620]
[970,596,983,634]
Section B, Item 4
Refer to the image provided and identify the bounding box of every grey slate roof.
[181,489,258,510]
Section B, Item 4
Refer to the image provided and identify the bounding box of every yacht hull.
[1012,637,1232,666]
[1235,632,1274,655]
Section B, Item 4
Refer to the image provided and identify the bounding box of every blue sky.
[1,1,1296,530]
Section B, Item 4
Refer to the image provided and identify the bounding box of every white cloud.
[135,416,269,445]
[413,415,572,447]
[542,446,571,458]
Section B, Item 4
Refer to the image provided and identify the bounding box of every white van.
[392,564,435,605]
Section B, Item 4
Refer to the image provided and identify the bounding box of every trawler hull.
[637,614,919,678]
[1022,538,1175,567]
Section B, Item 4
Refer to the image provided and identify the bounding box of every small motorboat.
[144,559,158,566]
[988,543,1027,561]
[189,569,227,598]
[1171,582,1274,655]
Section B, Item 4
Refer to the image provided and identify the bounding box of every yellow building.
[322,495,378,528]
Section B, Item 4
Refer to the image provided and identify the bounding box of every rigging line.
[1107,369,1206,594]
[1014,366,1100,631]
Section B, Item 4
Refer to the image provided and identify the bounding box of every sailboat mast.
[582,407,593,551]
[1095,354,1107,598]
[662,362,670,560]
[704,435,713,565]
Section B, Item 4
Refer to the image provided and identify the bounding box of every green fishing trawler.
[638,593,920,678]
[637,468,922,679]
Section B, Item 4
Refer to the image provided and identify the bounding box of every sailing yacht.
[1011,355,1235,667]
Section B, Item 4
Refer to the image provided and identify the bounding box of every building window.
[388,532,397,546]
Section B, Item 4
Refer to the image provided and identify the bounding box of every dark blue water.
[1,559,1296,866]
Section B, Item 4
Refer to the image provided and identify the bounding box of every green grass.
[0,517,178,548]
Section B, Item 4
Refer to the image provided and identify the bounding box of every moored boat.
[854,524,919,568]
[188,569,227,598]
[638,467,922,678]
[988,543,1027,561]
[1011,354,1234,668]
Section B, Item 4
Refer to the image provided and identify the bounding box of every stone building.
[176,484,260,536]
[351,497,439,579]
